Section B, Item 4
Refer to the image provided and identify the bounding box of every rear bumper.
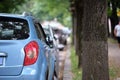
[0,62,47,80]
[0,74,38,80]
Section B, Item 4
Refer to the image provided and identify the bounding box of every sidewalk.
[108,41,120,66]
[108,41,120,80]
[63,45,72,80]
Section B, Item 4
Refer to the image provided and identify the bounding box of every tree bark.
[71,13,75,45]
[82,0,109,80]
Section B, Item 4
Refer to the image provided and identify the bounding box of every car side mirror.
[46,36,53,48]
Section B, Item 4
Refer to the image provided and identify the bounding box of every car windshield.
[0,16,29,40]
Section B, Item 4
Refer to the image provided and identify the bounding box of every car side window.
[34,23,46,42]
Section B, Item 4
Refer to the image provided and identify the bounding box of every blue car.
[0,13,55,80]
[43,25,60,80]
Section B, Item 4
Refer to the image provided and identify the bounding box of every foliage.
[108,0,120,17]
[70,46,82,80]
[108,0,120,8]
[15,0,71,27]
[0,0,25,13]
[107,7,112,17]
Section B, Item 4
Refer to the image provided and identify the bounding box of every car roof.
[0,13,32,19]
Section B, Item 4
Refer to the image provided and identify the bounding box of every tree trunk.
[69,0,77,50]
[74,0,84,68]
[69,1,82,68]
[73,13,77,48]
[71,13,74,45]
[82,0,109,80]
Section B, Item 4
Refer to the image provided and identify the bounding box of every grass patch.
[109,67,118,80]
[109,63,120,80]
[108,38,117,43]
[70,46,82,80]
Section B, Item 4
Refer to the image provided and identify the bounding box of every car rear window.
[0,16,29,40]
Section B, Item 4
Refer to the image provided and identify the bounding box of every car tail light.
[24,41,39,66]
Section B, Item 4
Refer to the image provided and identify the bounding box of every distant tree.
[16,0,71,27]
[69,0,77,46]
[81,0,109,80]
[0,0,25,13]
[69,0,83,67]
[74,0,84,68]
[70,0,84,68]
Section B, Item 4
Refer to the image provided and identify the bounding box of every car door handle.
[0,52,7,57]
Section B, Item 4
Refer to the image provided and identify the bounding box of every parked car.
[0,13,55,80]
[52,27,70,46]
[43,25,64,50]
[42,25,60,79]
